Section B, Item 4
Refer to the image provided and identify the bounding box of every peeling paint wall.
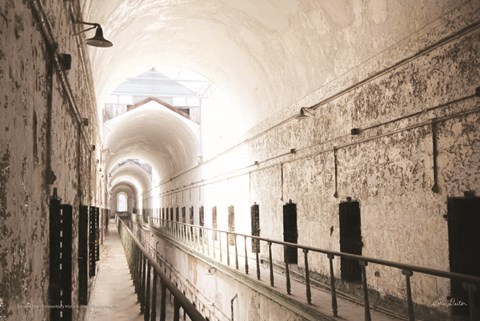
[0,1,102,320]
[151,0,480,313]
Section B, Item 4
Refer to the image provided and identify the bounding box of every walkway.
[86,220,143,321]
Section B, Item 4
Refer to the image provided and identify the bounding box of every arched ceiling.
[80,0,465,204]
[103,101,200,180]
[81,0,463,126]
[109,161,152,192]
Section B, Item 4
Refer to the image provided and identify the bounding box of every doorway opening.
[339,200,362,282]
[447,197,480,316]
[283,200,298,264]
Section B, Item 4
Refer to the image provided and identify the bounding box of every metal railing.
[117,217,207,321]
[144,216,480,321]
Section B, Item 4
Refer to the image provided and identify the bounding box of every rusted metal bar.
[303,249,312,304]
[141,256,146,313]
[328,254,338,317]
[360,261,372,321]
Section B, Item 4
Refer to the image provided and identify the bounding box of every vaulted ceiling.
[81,0,465,196]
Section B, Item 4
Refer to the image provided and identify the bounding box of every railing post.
[219,231,223,263]
[234,234,239,270]
[284,246,291,295]
[173,297,181,321]
[160,280,166,321]
[145,261,151,321]
[359,261,372,321]
[244,235,249,274]
[151,272,157,320]
[303,249,312,304]
[402,270,415,321]
[256,248,261,280]
[141,256,146,313]
[212,229,216,260]
[227,233,231,266]
[268,241,274,287]
[328,254,338,317]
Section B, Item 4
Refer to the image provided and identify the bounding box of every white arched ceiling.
[109,161,152,193]
[81,0,465,127]
[104,101,200,181]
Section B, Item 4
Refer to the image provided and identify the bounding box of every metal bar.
[151,272,157,320]
[173,297,180,321]
[227,233,231,266]
[360,262,372,321]
[402,270,414,321]
[235,235,239,270]
[285,246,291,295]
[244,235,249,274]
[160,281,166,321]
[256,250,261,280]
[145,262,151,321]
[141,256,146,313]
[303,249,312,304]
[219,230,223,263]
[328,254,338,317]
[268,241,274,287]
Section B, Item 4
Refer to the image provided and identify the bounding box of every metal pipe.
[268,242,274,287]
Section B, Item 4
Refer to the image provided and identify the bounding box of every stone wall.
[149,0,480,310]
[0,1,102,320]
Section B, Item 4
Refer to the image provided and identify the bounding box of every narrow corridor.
[86,220,143,321]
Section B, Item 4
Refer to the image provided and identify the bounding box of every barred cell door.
[49,199,72,321]
[283,201,298,264]
[339,201,362,282]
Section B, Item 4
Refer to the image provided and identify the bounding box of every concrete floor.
[86,222,144,321]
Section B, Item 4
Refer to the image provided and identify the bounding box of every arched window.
[117,193,128,212]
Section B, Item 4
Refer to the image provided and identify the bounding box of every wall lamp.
[75,21,113,47]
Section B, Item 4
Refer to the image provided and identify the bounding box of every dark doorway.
[447,197,480,316]
[283,200,298,264]
[251,203,260,253]
[339,200,362,282]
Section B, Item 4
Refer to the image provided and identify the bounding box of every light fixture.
[296,107,313,119]
[75,21,113,48]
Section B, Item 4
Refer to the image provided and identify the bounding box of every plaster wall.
[148,1,480,308]
[0,1,102,320]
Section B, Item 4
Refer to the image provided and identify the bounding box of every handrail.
[138,214,480,321]
[151,218,480,285]
[117,217,206,321]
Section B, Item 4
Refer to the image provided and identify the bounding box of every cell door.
[339,201,362,282]
[251,203,260,253]
[448,197,480,316]
[283,201,298,264]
